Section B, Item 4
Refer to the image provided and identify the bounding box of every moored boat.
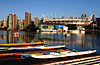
[64,33,71,37]
[0,53,21,57]
[0,45,65,51]
[21,50,96,59]
[0,42,43,46]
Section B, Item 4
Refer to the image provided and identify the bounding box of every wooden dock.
[44,55,100,65]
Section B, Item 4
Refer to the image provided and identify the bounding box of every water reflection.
[0,31,100,54]
[39,33,94,49]
[0,31,34,43]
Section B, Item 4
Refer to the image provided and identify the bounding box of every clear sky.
[0,0,100,20]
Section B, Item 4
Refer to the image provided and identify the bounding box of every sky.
[0,0,100,20]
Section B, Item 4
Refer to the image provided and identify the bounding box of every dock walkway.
[44,55,100,65]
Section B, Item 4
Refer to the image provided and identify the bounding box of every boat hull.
[21,50,96,59]
[0,42,43,46]
[0,45,65,51]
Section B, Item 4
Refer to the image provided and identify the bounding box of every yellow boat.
[0,42,43,46]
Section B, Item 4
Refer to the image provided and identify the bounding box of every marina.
[0,0,100,64]
[0,30,100,65]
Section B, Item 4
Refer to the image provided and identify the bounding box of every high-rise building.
[13,14,17,30]
[34,16,40,27]
[19,21,24,30]
[7,14,12,30]
[23,19,25,29]
[17,19,21,29]
[25,12,31,28]
[7,14,17,30]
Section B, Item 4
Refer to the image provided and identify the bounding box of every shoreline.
[0,29,100,32]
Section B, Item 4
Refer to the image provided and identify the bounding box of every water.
[0,31,100,53]
[38,31,100,54]
[0,30,100,64]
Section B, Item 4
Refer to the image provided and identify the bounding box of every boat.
[40,45,65,50]
[70,30,85,34]
[40,29,57,34]
[21,50,96,59]
[0,49,65,57]
[63,31,71,37]
[0,45,65,51]
[0,53,21,57]
[64,33,71,37]
[0,42,43,46]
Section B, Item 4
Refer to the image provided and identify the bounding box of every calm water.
[0,30,100,65]
[0,30,100,54]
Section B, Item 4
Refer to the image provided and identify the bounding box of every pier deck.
[44,55,100,65]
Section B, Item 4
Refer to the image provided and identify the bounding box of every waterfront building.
[7,14,12,30]
[13,14,17,30]
[17,19,21,29]
[96,17,100,29]
[7,14,17,30]
[39,14,95,31]
[34,16,40,27]
[19,21,24,30]
[2,20,7,28]
[0,20,1,28]
[22,19,25,29]
[25,12,32,28]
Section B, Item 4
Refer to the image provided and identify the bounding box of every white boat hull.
[21,50,96,59]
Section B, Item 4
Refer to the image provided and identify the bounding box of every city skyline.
[0,0,100,20]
